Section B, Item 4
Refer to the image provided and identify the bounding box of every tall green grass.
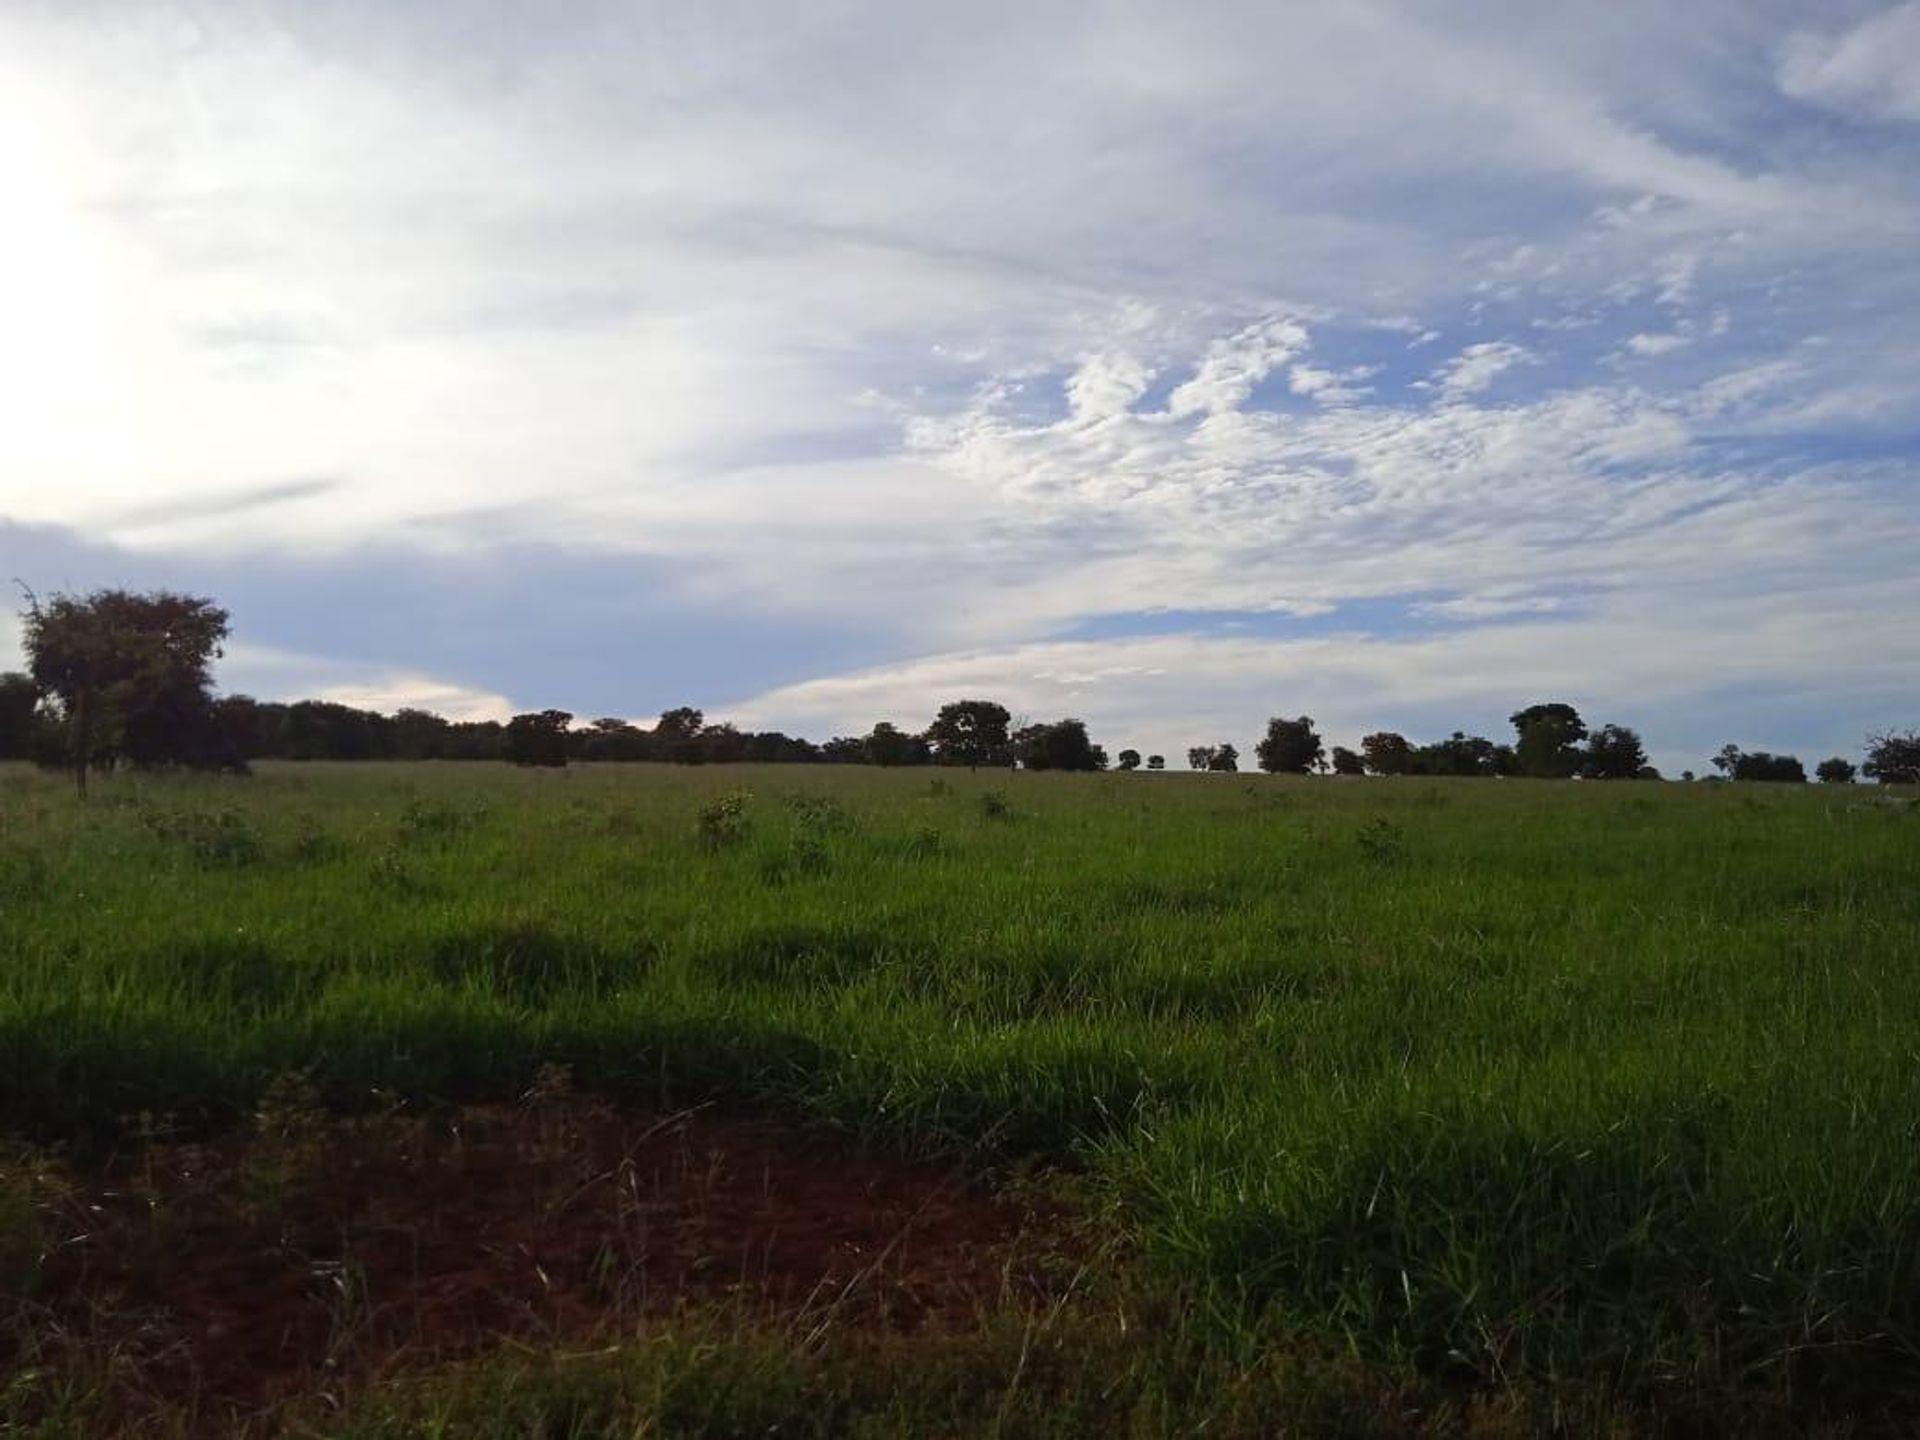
[3,760,1918,1421]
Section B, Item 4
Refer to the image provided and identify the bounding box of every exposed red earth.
[6,1090,1070,1423]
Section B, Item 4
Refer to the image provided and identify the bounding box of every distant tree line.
[5,588,1915,792]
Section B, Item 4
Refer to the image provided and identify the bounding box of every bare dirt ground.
[5,1084,1070,1423]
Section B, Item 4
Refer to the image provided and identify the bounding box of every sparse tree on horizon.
[1510,702,1588,779]
[21,587,233,794]
[1255,715,1324,775]
[505,709,573,767]
[1864,731,1920,786]
[1582,723,1648,780]
[927,699,1013,769]
[1361,731,1413,776]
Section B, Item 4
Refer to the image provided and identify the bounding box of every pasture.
[3,760,1918,1435]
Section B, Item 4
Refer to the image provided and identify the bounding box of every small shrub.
[368,844,416,892]
[1355,816,1409,866]
[0,844,52,903]
[290,814,345,864]
[697,790,754,850]
[145,807,265,869]
[902,825,945,860]
[396,796,481,844]
[978,790,1013,822]
[791,830,830,874]
[781,791,855,834]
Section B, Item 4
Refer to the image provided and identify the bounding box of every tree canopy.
[1510,702,1588,778]
[1255,715,1324,774]
[22,588,232,792]
[926,699,1012,768]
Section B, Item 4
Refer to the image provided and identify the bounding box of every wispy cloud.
[0,2,1915,762]
[1779,4,1920,124]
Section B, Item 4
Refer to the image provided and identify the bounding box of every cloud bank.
[0,1,1915,771]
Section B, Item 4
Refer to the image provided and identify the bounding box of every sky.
[1,0,1916,773]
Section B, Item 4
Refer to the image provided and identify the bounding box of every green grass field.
[4,760,1919,1435]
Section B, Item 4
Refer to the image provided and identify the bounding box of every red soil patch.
[5,1095,1070,1420]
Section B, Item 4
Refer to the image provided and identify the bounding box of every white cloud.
[1,2,1917,763]
[1288,362,1379,406]
[1779,4,1920,123]
[1626,331,1691,356]
[1429,341,1533,398]
[1166,318,1309,418]
[731,568,1920,776]
[220,644,514,720]
[1410,592,1565,620]
[1065,351,1156,423]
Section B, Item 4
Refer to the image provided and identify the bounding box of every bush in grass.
[0,844,51,903]
[697,790,754,849]
[1355,816,1408,866]
[902,825,944,860]
[780,791,854,834]
[397,796,483,844]
[144,806,265,869]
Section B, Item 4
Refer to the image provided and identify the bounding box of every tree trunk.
[70,689,90,799]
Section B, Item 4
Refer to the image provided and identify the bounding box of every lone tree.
[1510,702,1587,778]
[1582,723,1648,780]
[1012,718,1107,771]
[21,587,232,794]
[1816,756,1858,784]
[505,709,573,767]
[1116,748,1141,771]
[1360,731,1412,776]
[926,699,1012,769]
[1864,731,1920,786]
[1146,754,1166,770]
[1329,745,1365,775]
[1255,715,1324,775]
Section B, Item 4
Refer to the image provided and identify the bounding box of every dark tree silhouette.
[1255,715,1324,775]
[1360,731,1413,776]
[1716,748,1805,782]
[1116,748,1141,771]
[1815,756,1858,784]
[926,699,1012,769]
[22,588,232,794]
[1510,702,1588,778]
[1146,754,1165,770]
[1012,718,1107,771]
[0,672,39,761]
[1329,745,1365,776]
[864,721,930,766]
[1188,743,1240,772]
[1582,723,1648,780]
[1408,732,1512,777]
[1864,731,1920,786]
[505,710,573,767]
[655,707,704,742]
